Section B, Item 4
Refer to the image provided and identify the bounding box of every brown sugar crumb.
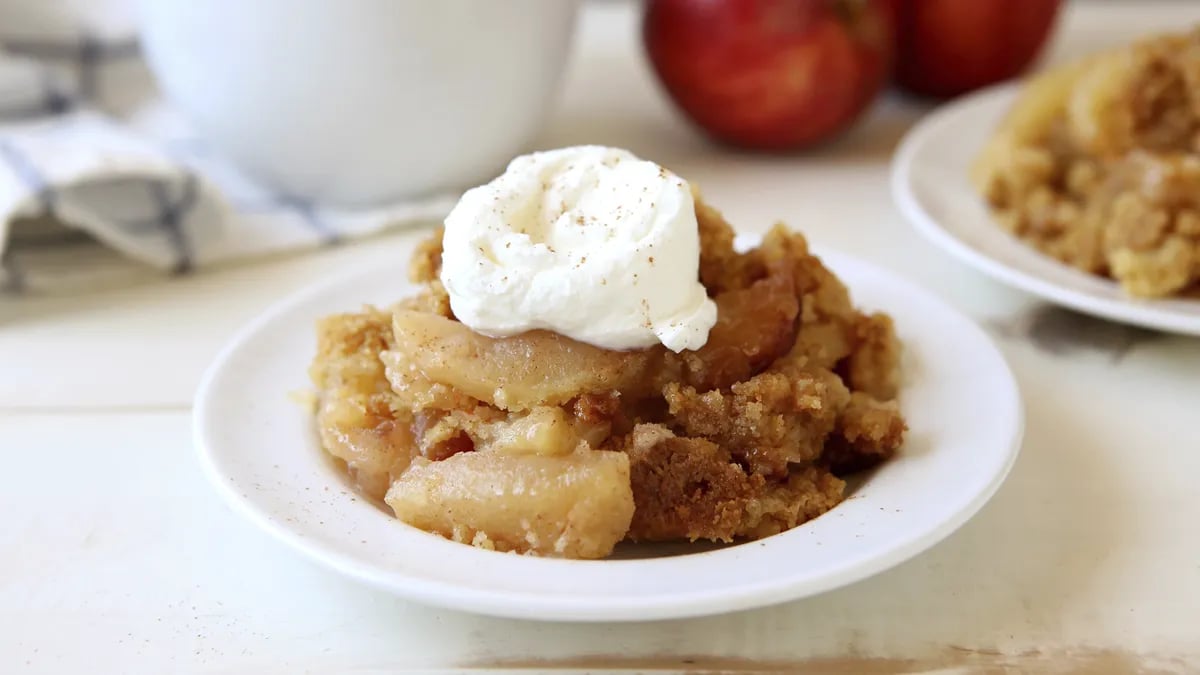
[664,365,850,478]
[408,227,444,284]
[622,425,763,542]
[844,312,902,400]
[622,425,846,542]
[825,393,907,475]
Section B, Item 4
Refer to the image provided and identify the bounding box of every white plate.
[893,83,1200,336]
[194,244,1023,622]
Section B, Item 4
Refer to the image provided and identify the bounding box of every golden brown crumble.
[974,27,1200,297]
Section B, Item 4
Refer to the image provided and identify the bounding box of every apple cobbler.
[974,27,1200,298]
[309,197,905,559]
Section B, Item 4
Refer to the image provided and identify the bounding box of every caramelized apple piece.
[664,254,800,391]
[310,307,418,500]
[317,396,415,500]
[385,447,634,559]
[388,310,660,411]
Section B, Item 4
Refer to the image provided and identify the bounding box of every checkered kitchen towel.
[0,0,456,293]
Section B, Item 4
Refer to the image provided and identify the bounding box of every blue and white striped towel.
[0,1,455,293]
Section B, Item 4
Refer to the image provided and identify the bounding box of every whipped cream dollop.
[439,145,717,352]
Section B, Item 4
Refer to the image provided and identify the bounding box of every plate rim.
[193,247,1024,622]
[892,82,1200,337]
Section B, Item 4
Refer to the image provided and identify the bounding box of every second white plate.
[892,83,1200,336]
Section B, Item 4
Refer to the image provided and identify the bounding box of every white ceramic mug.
[138,0,578,207]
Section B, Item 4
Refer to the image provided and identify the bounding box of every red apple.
[643,0,898,151]
[894,0,1063,98]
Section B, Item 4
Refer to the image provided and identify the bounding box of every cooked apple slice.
[388,310,659,411]
[663,254,800,391]
[311,307,417,500]
[385,447,634,559]
[317,395,415,501]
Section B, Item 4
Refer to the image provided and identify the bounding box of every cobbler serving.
[310,146,905,559]
[975,27,1200,298]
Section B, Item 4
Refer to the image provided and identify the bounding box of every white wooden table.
[3,2,1199,672]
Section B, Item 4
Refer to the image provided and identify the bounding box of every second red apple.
[894,0,1063,98]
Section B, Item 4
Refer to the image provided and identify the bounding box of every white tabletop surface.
[3,2,1200,673]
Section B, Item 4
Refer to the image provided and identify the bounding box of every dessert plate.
[194,237,1023,622]
[893,83,1200,336]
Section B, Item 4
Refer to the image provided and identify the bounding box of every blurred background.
[0,0,1130,295]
